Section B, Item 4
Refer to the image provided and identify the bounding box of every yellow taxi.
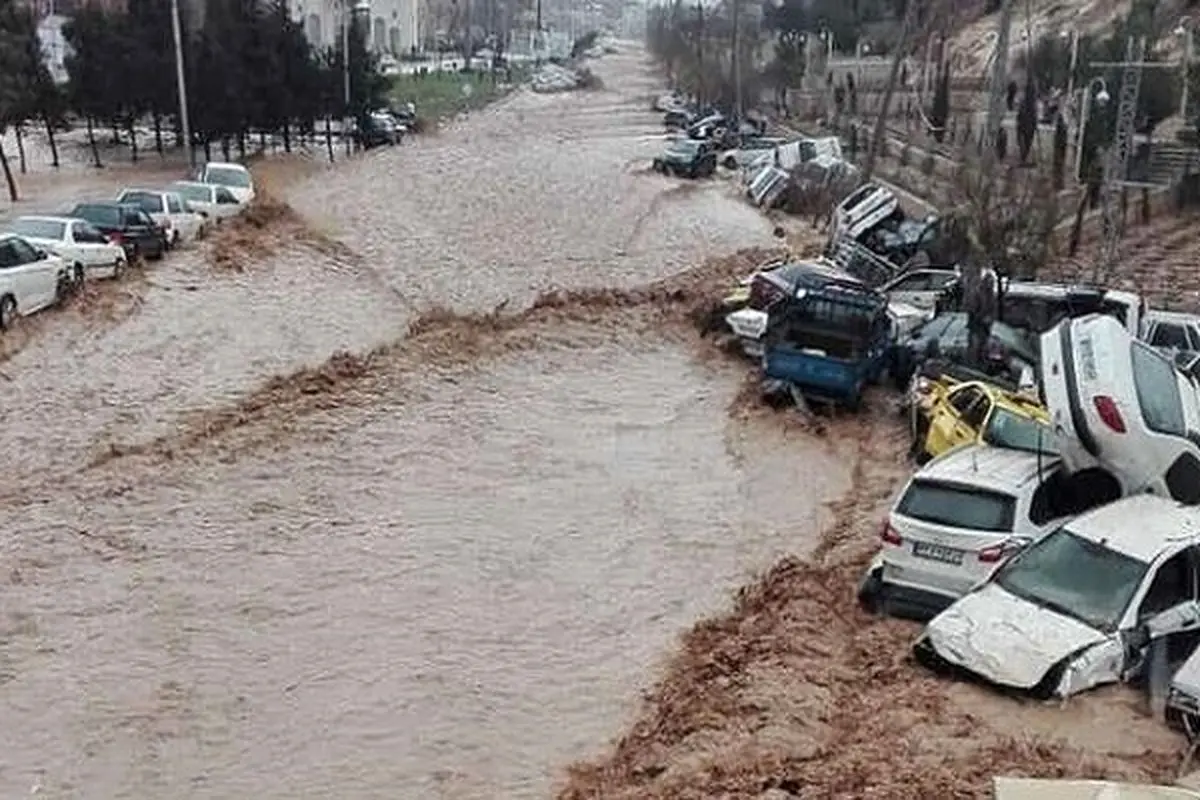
[910,374,1054,462]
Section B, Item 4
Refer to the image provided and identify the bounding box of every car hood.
[923,583,1107,689]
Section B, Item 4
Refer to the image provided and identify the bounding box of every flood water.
[0,48,852,798]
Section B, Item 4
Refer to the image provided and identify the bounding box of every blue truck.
[761,263,893,409]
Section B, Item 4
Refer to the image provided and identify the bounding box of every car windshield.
[994,528,1148,632]
[203,166,251,188]
[1131,341,1186,436]
[983,407,1057,454]
[120,191,163,213]
[171,183,211,203]
[72,204,120,226]
[896,479,1016,532]
[11,218,65,240]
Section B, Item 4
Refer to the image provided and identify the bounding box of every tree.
[763,0,807,113]
[1052,114,1068,190]
[0,0,40,198]
[1016,74,1037,164]
[929,59,949,142]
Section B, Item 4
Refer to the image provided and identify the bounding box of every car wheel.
[723,155,738,170]
[857,567,885,614]
[171,230,181,248]
[0,295,15,330]
[55,273,72,305]
[113,257,127,280]
[72,263,85,290]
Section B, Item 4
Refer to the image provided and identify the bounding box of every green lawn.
[390,66,530,125]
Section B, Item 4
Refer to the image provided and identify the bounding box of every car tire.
[113,257,127,280]
[55,273,72,305]
[0,295,14,331]
[72,263,85,291]
[857,567,885,614]
[171,230,181,249]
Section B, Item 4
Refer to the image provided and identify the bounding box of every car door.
[926,385,985,454]
[1128,547,1200,680]
[214,186,241,217]
[68,221,103,267]
[8,237,56,310]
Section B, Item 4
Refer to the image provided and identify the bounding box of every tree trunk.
[325,115,335,162]
[111,122,120,144]
[85,116,103,168]
[14,125,26,174]
[0,140,18,202]
[863,0,916,180]
[127,118,138,163]
[282,122,292,153]
[203,139,212,162]
[43,115,59,169]
[220,137,231,161]
[153,111,164,156]
[259,130,267,153]
[1068,191,1087,256]
[237,129,246,159]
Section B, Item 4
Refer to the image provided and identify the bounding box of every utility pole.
[535,0,542,62]
[170,0,193,169]
[1093,37,1147,283]
[732,0,742,117]
[343,2,352,156]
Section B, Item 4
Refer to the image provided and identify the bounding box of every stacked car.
[0,160,253,331]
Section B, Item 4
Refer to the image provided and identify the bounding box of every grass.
[389,65,531,126]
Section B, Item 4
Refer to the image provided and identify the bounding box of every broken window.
[1151,323,1191,351]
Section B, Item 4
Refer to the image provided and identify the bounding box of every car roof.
[15,215,73,225]
[1005,281,1140,305]
[971,381,1047,419]
[1066,495,1200,562]
[916,444,1059,495]
[1147,309,1200,324]
[204,161,248,171]
[118,187,164,196]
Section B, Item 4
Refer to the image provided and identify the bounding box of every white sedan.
[9,215,127,283]
[1041,313,1200,505]
[168,181,244,223]
[0,233,70,329]
[913,494,1200,699]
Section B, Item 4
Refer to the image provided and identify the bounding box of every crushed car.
[908,372,1052,463]
[652,138,718,178]
[913,494,1200,699]
[1041,313,1200,505]
[890,312,1039,391]
[760,262,892,409]
[859,443,1108,620]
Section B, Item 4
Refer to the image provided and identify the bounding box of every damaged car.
[859,444,1099,619]
[913,494,1200,699]
[1041,313,1200,505]
[652,138,718,178]
[909,375,1053,463]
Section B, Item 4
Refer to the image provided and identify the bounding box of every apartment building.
[291,0,421,56]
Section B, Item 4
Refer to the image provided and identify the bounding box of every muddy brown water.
[0,49,856,798]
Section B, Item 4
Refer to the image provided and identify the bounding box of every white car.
[115,188,205,247]
[197,161,255,205]
[858,444,1108,618]
[168,180,244,224]
[0,233,70,329]
[1144,309,1200,354]
[914,494,1200,699]
[9,215,127,283]
[1041,313,1200,505]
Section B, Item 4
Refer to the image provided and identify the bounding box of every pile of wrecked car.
[707,177,1200,758]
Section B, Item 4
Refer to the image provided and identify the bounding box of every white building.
[36,13,71,85]
[291,0,420,56]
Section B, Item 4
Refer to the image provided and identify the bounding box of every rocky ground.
[0,43,1187,800]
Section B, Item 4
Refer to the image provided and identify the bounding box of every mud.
[559,416,1182,799]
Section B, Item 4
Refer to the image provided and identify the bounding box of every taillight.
[108,232,123,244]
[978,539,1026,563]
[1092,395,1126,433]
[880,520,903,546]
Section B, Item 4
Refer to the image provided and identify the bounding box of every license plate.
[912,541,964,565]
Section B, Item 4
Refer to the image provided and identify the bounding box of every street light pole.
[170,0,193,169]
[343,1,352,156]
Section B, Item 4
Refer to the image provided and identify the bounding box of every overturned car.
[913,494,1200,699]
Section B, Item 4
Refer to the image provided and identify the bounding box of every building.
[291,0,421,56]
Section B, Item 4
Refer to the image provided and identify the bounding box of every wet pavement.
[0,47,854,798]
